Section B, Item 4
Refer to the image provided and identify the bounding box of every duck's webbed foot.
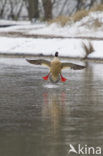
[60,74,67,82]
[42,73,50,80]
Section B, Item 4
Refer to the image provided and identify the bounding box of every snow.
[0,37,103,59]
[0,37,85,57]
[0,11,103,59]
[8,11,103,38]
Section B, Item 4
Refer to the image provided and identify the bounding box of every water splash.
[43,84,60,88]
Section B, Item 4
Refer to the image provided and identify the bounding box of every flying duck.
[26,52,85,83]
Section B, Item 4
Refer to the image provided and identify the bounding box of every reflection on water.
[42,92,66,134]
[0,58,103,156]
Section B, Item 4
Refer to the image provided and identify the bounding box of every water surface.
[0,58,103,156]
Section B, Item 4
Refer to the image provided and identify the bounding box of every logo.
[68,144,101,155]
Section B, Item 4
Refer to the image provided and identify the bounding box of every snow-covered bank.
[0,37,84,57]
[0,11,103,59]
[0,37,103,59]
[1,12,103,38]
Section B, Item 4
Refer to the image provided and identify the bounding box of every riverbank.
[1,14,103,60]
[0,52,103,63]
[0,36,103,60]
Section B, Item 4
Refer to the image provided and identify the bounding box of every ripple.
[43,84,60,88]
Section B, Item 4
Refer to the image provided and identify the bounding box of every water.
[0,58,103,156]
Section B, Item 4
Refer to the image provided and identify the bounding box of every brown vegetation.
[48,16,70,26]
[90,4,103,12]
[82,41,94,59]
[48,4,103,26]
[71,10,89,22]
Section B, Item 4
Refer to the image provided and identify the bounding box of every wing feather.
[26,59,50,67]
[62,63,85,70]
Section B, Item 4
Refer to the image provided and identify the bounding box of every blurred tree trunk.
[9,0,15,19]
[75,0,83,11]
[75,0,95,11]
[42,0,52,20]
[28,0,39,21]
[16,1,24,19]
[58,0,68,16]
[86,0,94,9]
[0,0,7,18]
[9,0,24,20]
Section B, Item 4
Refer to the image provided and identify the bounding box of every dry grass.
[80,18,102,29]
[71,9,89,22]
[48,16,70,26]
[90,4,103,12]
[82,41,94,59]
[48,9,89,26]
[48,4,103,27]
[93,19,102,28]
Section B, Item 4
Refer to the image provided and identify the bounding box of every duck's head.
[55,52,59,57]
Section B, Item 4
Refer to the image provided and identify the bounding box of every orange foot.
[61,74,67,82]
[42,73,49,80]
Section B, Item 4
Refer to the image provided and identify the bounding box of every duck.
[26,52,85,83]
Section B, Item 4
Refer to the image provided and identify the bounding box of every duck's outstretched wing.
[26,59,50,68]
[62,63,86,70]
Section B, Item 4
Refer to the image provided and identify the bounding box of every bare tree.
[28,0,39,21]
[42,0,53,20]
[0,0,102,20]
[75,0,95,12]
[0,0,7,18]
[75,0,84,11]
[8,0,25,20]
[84,0,95,9]
[58,0,68,16]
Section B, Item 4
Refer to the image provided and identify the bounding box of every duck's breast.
[50,59,62,77]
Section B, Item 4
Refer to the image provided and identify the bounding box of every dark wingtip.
[82,65,86,68]
[26,59,33,64]
[79,65,86,69]
[26,59,30,63]
[73,65,86,70]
